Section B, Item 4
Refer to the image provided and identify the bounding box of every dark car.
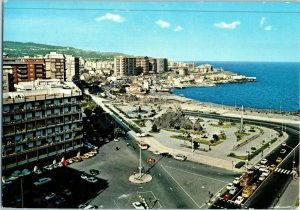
[223,192,233,202]
[161,152,172,158]
[90,169,100,176]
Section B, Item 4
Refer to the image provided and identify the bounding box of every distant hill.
[3,41,129,61]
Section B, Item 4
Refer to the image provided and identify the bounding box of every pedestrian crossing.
[274,167,294,175]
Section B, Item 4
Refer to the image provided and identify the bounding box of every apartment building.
[65,55,80,81]
[22,58,46,81]
[3,58,28,84]
[114,56,168,77]
[45,52,66,81]
[156,58,168,73]
[3,65,14,92]
[2,79,83,171]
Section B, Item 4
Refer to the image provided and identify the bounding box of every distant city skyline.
[3,1,300,62]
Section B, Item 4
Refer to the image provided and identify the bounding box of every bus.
[137,140,149,150]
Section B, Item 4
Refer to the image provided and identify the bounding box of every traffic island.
[129,173,152,184]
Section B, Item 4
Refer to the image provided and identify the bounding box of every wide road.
[69,136,238,209]
[185,112,299,209]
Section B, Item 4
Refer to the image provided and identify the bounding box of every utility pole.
[240,105,244,131]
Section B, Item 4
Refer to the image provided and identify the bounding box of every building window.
[36,130,42,136]
[26,103,33,109]
[35,111,42,117]
[15,135,22,142]
[55,136,61,141]
[4,116,10,122]
[36,140,42,146]
[63,125,69,130]
[26,132,33,138]
[26,112,33,119]
[47,128,52,134]
[47,138,53,143]
[54,99,60,105]
[15,145,23,152]
[46,110,52,115]
[15,114,22,120]
[65,133,70,139]
[3,105,10,111]
[54,108,60,114]
[27,142,34,148]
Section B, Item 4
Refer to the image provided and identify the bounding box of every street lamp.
[282,143,296,170]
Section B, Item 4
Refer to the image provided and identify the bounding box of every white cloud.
[264,25,272,31]
[214,21,240,29]
[96,13,124,23]
[156,20,171,28]
[174,26,183,32]
[260,17,266,26]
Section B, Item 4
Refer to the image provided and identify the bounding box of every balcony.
[2,135,83,158]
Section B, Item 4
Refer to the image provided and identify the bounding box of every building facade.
[3,58,28,84]
[2,65,14,92]
[45,52,66,81]
[65,55,80,81]
[22,58,46,81]
[2,80,83,171]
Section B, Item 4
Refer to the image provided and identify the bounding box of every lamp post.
[283,144,296,170]
[139,142,142,178]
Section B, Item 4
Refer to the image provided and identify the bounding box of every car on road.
[229,187,238,195]
[268,164,276,171]
[44,192,56,200]
[21,169,31,176]
[83,205,98,209]
[226,183,234,190]
[85,152,95,157]
[147,158,156,164]
[254,164,262,170]
[173,154,187,161]
[43,165,53,170]
[132,201,146,209]
[80,155,90,159]
[33,177,52,186]
[223,192,233,201]
[62,189,72,196]
[251,183,258,190]
[86,177,98,183]
[78,204,87,208]
[282,142,287,147]
[260,158,268,165]
[259,165,268,172]
[280,149,286,154]
[90,169,100,176]
[161,152,172,158]
[66,159,74,164]
[114,138,120,142]
[258,175,266,181]
[152,150,161,155]
[276,157,283,163]
[262,170,270,177]
[34,169,42,175]
[233,177,240,185]
[81,173,89,180]
[234,196,244,205]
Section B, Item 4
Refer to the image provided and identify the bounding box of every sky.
[3,1,300,62]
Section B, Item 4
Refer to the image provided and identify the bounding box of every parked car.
[85,152,95,157]
[114,138,120,142]
[80,155,90,159]
[81,173,89,180]
[229,187,238,195]
[147,158,156,164]
[233,177,240,185]
[54,196,66,205]
[90,169,99,176]
[254,164,262,170]
[44,165,53,171]
[152,150,161,155]
[173,154,187,161]
[259,165,268,172]
[223,192,233,202]
[262,170,270,177]
[258,175,266,181]
[34,169,42,175]
[66,159,74,164]
[86,177,98,183]
[282,142,287,147]
[234,196,244,205]
[34,177,52,186]
[83,205,97,209]
[44,192,56,200]
[226,183,234,190]
[161,152,172,158]
[260,158,268,165]
[132,201,146,209]
[268,164,276,171]
[62,189,72,196]
[78,204,87,208]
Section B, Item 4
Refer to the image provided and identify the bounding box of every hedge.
[235,161,245,168]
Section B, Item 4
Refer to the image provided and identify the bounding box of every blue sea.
[172,62,300,112]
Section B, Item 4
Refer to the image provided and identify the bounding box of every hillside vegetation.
[3,41,129,61]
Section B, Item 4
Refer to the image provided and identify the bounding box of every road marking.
[161,165,201,208]
[274,168,279,172]
[277,168,283,173]
[163,165,228,183]
[287,171,291,175]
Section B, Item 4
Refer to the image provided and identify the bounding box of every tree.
[151,124,159,132]
[218,119,224,125]
[193,141,200,149]
[213,134,219,142]
[113,127,122,138]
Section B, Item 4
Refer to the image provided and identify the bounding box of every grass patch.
[170,135,222,146]
[218,133,227,140]
[210,123,235,128]
[164,128,205,135]
[234,131,250,141]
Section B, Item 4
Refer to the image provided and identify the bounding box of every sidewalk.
[274,178,299,209]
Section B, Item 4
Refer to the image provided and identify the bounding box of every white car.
[254,164,262,170]
[81,173,89,180]
[140,133,147,137]
[44,192,56,200]
[229,187,238,195]
[259,165,268,172]
[259,175,266,181]
[260,158,268,165]
[86,177,98,183]
[173,154,187,161]
[262,170,270,177]
[132,201,146,209]
[282,142,287,147]
[233,177,240,185]
[226,183,234,190]
[33,177,52,186]
[114,138,120,142]
[152,150,161,155]
[280,149,286,154]
[67,159,74,164]
[234,196,244,205]
[21,169,31,176]
[85,152,95,157]
[83,205,97,209]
